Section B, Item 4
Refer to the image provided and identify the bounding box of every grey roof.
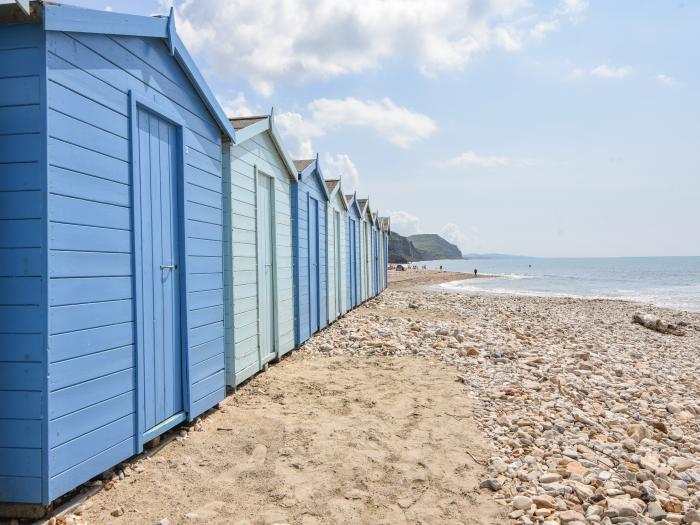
[344,195,354,205]
[294,159,315,173]
[228,115,268,130]
[378,217,390,230]
[325,179,339,193]
[357,199,368,213]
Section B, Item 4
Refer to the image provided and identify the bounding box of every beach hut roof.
[325,179,349,210]
[228,112,298,180]
[345,193,362,217]
[294,159,315,173]
[294,156,331,200]
[229,115,268,130]
[378,217,391,232]
[325,179,339,193]
[7,1,237,142]
[357,198,375,224]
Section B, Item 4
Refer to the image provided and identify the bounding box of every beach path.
[78,334,503,524]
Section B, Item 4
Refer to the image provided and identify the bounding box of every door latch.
[160,264,177,270]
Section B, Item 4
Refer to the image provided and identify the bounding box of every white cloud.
[440,223,478,252]
[591,64,632,79]
[217,92,257,118]
[275,111,324,158]
[656,74,678,87]
[277,97,437,158]
[322,153,360,193]
[530,20,560,40]
[387,210,421,236]
[556,0,589,19]
[174,0,582,94]
[438,150,511,169]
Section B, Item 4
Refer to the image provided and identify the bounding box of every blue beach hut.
[372,212,381,297]
[0,2,234,509]
[378,217,391,291]
[292,157,330,346]
[344,194,362,309]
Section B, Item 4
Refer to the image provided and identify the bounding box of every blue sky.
[44,0,700,256]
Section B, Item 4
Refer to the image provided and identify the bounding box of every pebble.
[301,282,700,524]
[512,495,533,510]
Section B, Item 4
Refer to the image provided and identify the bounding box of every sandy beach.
[65,270,700,525]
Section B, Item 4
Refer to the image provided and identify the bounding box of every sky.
[34,0,700,257]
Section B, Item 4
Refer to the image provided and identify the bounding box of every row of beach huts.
[0,1,390,512]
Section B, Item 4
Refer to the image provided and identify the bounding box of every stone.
[512,495,533,510]
[646,501,667,520]
[479,478,502,491]
[559,509,585,522]
[532,494,557,509]
[667,402,683,414]
[684,509,700,523]
[669,456,695,472]
[539,472,562,484]
[111,508,124,517]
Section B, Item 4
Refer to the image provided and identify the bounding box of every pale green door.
[257,174,275,361]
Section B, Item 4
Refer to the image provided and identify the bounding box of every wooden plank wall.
[44,30,224,501]
[292,170,327,346]
[0,22,46,505]
[226,132,294,386]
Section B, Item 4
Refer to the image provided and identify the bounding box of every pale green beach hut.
[325,178,349,322]
[223,114,297,387]
[357,198,375,302]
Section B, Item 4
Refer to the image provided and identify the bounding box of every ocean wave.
[438,280,700,312]
[475,272,533,280]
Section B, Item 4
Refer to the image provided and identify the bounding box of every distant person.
[474,268,478,277]
[439,265,443,271]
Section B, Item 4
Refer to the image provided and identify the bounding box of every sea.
[417,256,700,312]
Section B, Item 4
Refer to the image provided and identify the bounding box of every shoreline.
[395,268,700,315]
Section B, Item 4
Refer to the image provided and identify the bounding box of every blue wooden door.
[349,218,357,306]
[136,107,183,435]
[373,230,379,295]
[257,174,275,360]
[334,210,342,315]
[309,197,319,332]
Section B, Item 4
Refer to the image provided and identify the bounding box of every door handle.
[160,264,177,270]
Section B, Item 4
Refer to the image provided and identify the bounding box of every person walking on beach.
[474,268,478,277]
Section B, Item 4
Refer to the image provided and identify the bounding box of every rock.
[559,509,585,522]
[646,501,667,520]
[479,478,502,491]
[684,509,700,523]
[622,438,637,452]
[605,497,644,517]
[539,472,562,484]
[512,495,532,510]
[667,402,683,414]
[532,494,557,509]
[111,508,124,517]
[669,456,695,472]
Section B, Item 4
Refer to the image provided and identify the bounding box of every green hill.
[408,234,462,261]
[388,232,462,263]
[388,231,421,263]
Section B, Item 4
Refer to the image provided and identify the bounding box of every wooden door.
[136,107,183,435]
[257,174,275,360]
[334,210,342,315]
[309,197,319,332]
